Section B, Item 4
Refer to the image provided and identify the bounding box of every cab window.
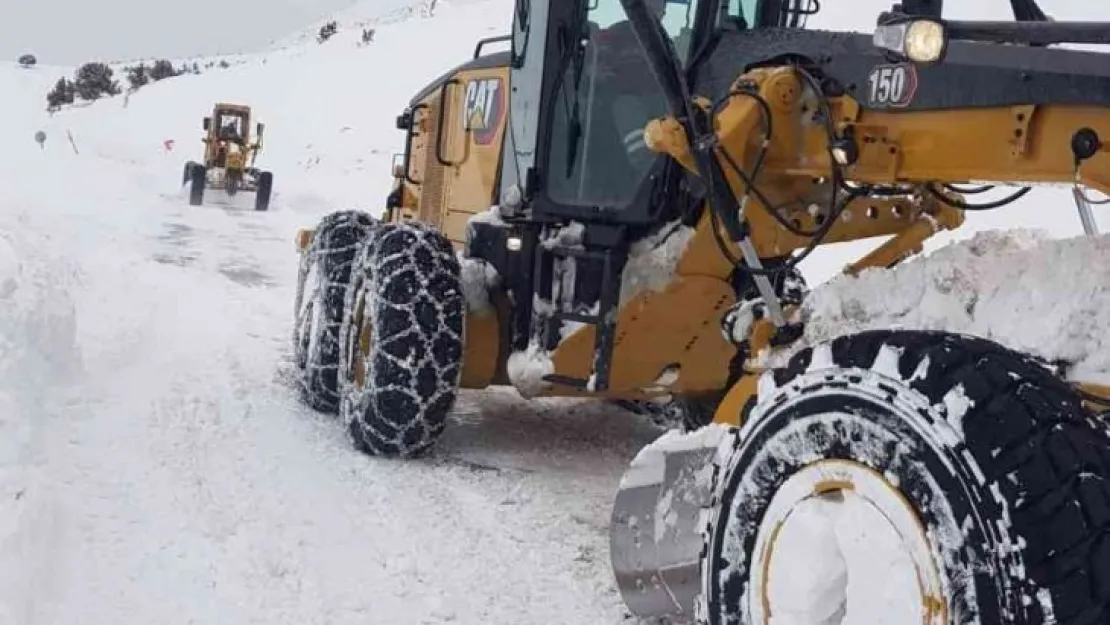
[585,0,704,64]
[724,0,762,27]
[217,114,244,140]
[543,0,710,210]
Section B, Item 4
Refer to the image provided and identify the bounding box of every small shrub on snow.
[123,59,199,95]
[125,63,149,90]
[46,77,76,110]
[317,20,338,43]
[18,54,36,67]
[74,62,121,101]
[148,59,179,81]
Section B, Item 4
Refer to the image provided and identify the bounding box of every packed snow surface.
[771,229,1110,384]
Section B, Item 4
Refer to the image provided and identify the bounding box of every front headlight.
[873,18,947,64]
[904,20,946,63]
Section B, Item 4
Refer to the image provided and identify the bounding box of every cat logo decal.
[462,77,505,146]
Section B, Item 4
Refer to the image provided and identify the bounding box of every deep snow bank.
[766,229,1110,384]
[0,209,81,625]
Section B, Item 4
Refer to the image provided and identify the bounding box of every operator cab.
[500,0,820,225]
[216,111,246,143]
[489,0,823,390]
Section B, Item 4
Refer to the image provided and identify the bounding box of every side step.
[534,224,628,392]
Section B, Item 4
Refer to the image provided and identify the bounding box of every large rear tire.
[700,330,1110,625]
[188,164,206,206]
[255,171,273,211]
[182,160,198,185]
[337,221,464,457]
[293,210,378,413]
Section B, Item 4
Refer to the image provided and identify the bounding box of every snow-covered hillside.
[1,0,1108,623]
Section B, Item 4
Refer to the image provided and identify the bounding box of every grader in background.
[293,0,1110,622]
[184,103,274,211]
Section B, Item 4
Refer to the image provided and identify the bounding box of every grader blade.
[609,425,728,622]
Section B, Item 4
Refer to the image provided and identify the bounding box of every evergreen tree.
[126,63,149,90]
[149,59,178,81]
[46,77,76,110]
[74,62,121,101]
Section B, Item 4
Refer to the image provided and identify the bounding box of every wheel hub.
[749,459,945,624]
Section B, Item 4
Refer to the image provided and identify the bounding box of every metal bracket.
[1073,185,1101,235]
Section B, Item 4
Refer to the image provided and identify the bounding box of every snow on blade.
[619,424,730,491]
[766,229,1110,384]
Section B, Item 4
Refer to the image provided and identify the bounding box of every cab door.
[435,60,511,247]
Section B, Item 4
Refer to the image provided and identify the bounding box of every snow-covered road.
[0,3,665,620]
[0,135,661,624]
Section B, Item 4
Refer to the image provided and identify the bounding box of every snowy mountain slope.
[1,0,370,66]
[272,0,448,50]
[1,1,1108,624]
[38,0,512,215]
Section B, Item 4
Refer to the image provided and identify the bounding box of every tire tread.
[706,329,1110,624]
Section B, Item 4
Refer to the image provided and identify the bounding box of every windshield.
[217,112,245,140]
[543,0,706,210]
[727,0,762,25]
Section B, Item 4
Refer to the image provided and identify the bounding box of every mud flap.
[609,424,730,622]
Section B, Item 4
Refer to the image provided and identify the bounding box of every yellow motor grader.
[293,0,1110,621]
[184,102,274,211]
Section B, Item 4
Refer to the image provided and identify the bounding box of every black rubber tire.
[293,210,379,413]
[226,172,240,196]
[188,164,206,206]
[255,171,273,211]
[700,329,1110,625]
[182,160,198,185]
[337,221,464,458]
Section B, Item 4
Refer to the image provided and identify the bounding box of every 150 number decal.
[867,63,918,108]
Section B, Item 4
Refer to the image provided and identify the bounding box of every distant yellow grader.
[293,0,1110,622]
[183,102,274,211]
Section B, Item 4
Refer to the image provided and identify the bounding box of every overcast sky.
[0,0,363,65]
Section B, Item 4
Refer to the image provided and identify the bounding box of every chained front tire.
[700,330,1110,625]
[293,210,378,413]
[338,222,464,457]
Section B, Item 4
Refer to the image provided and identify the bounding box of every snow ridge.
[770,229,1110,384]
